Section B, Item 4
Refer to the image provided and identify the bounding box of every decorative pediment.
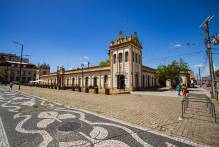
[109,31,142,49]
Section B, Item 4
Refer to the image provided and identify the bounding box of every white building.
[40,32,159,92]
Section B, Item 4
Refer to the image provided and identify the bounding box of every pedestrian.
[176,83,182,96]
[9,82,13,91]
[182,84,187,97]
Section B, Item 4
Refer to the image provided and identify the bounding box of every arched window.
[148,75,150,88]
[66,78,69,86]
[113,54,116,64]
[85,77,89,87]
[93,77,97,87]
[125,51,129,62]
[104,75,108,88]
[119,53,123,63]
[135,53,138,63]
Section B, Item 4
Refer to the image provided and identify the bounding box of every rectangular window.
[135,53,137,63]
[119,53,122,63]
[125,52,129,62]
[113,54,116,64]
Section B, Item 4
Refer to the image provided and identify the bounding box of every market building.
[39,32,159,92]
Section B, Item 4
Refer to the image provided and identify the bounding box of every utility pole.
[201,15,216,98]
[81,64,84,88]
[198,67,202,86]
[13,41,23,90]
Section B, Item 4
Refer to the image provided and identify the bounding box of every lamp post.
[81,64,84,88]
[12,41,23,90]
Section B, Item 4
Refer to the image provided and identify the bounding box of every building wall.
[41,68,111,89]
[0,63,36,83]
[131,47,142,89]
[141,71,158,88]
[39,32,158,91]
[111,47,130,89]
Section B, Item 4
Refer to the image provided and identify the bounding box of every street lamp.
[81,64,84,88]
[213,34,219,45]
[12,41,23,90]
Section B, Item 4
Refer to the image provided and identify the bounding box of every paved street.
[0,88,207,147]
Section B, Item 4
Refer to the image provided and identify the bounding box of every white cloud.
[169,42,182,48]
[194,64,205,67]
[173,44,182,47]
[83,56,89,59]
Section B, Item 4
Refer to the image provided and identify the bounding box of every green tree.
[99,59,110,66]
[156,59,190,87]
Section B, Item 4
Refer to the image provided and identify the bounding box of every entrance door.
[93,77,97,87]
[85,77,88,88]
[104,75,108,88]
[135,74,139,89]
[117,75,125,89]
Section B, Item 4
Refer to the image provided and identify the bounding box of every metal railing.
[181,96,217,122]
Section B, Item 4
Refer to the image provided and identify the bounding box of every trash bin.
[105,88,110,95]
[94,87,98,94]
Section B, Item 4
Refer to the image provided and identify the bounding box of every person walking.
[9,82,13,91]
[176,83,182,96]
[182,84,188,97]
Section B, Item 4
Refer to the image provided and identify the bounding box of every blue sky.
[1,0,219,76]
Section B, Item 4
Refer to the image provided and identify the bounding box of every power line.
[212,48,219,50]
[144,50,205,62]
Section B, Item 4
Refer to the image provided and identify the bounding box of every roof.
[142,65,156,73]
[7,61,29,64]
[41,64,110,78]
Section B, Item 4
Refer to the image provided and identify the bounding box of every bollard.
[181,100,184,118]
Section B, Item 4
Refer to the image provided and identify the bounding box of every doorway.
[135,74,139,89]
[104,75,108,88]
[93,77,97,87]
[85,77,89,88]
[117,75,125,89]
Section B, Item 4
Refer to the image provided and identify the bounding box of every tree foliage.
[155,59,190,86]
[99,59,110,66]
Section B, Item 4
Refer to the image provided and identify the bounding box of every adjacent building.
[40,32,159,91]
[0,52,50,83]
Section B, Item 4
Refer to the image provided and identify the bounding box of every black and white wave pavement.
[0,87,208,147]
